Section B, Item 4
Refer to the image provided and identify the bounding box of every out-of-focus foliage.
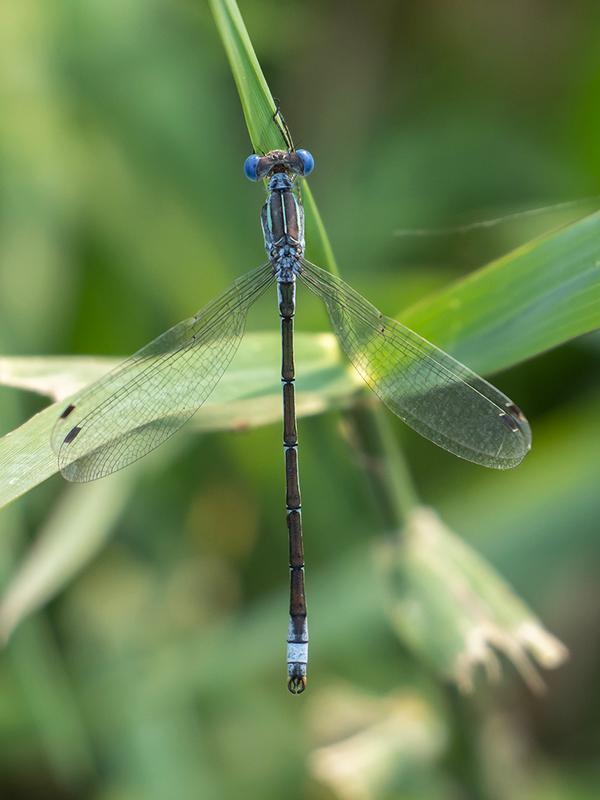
[1,1,600,799]
[379,506,568,695]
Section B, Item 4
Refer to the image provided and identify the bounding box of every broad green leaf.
[0,333,356,509]
[400,211,600,374]
[379,506,568,693]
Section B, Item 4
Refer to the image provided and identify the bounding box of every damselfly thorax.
[247,150,308,282]
[262,173,304,280]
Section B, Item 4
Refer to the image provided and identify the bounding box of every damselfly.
[52,113,531,694]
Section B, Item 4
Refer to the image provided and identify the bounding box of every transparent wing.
[299,259,531,469]
[53,263,275,482]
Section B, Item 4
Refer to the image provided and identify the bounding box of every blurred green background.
[1,0,600,798]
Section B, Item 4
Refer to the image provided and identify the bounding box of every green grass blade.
[209,0,338,273]
[401,211,600,374]
[208,0,282,153]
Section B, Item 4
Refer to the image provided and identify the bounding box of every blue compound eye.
[243,154,261,181]
[295,149,314,177]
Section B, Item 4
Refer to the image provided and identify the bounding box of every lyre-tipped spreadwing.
[52,109,531,694]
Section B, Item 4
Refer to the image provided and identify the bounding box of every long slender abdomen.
[278,279,308,694]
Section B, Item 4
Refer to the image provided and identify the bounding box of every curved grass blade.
[401,210,600,374]
[209,0,283,154]
[208,0,338,274]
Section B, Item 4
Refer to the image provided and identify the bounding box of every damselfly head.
[244,149,315,181]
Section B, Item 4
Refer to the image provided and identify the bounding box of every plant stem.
[342,402,419,532]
